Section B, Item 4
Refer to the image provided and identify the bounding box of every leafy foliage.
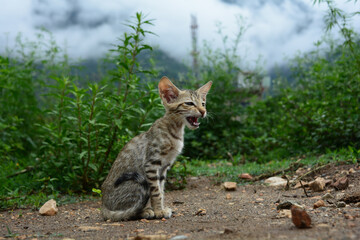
[0,13,163,205]
[36,13,163,191]
[2,2,360,210]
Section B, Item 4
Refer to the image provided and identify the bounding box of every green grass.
[0,158,99,210]
[1,148,358,210]
[177,148,358,183]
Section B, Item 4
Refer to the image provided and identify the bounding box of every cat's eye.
[185,102,195,106]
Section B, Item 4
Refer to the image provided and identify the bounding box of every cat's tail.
[101,204,142,221]
[101,172,149,221]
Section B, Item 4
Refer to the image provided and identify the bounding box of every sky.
[0,0,359,69]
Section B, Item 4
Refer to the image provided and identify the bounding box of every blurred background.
[1,0,360,207]
[2,0,360,68]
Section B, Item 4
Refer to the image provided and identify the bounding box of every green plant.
[36,12,163,192]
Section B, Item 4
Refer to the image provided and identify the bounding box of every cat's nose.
[199,109,206,117]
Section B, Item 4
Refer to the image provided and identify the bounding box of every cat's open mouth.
[186,117,200,127]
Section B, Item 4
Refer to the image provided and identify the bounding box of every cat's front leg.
[140,199,154,219]
[145,164,172,219]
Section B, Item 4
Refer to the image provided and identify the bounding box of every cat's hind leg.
[101,172,149,221]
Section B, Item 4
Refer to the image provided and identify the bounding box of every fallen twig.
[6,166,34,179]
[291,164,329,187]
[299,180,309,197]
[252,159,303,182]
[227,152,234,163]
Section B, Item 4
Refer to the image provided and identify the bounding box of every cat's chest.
[166,138,184,164]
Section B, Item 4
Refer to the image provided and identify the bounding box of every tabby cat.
[101,76,212,221]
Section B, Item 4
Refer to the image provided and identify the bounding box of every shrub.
[36,13,163,192]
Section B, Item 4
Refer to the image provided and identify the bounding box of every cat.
[101,76,212,221]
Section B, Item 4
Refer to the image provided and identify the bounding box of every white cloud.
[0,0,359,69]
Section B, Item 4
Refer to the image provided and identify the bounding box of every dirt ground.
[1,163,360,240]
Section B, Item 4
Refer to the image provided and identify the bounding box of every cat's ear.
[197,81,212,100]
[158,76,181,104]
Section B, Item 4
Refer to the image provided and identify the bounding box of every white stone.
[39,199,58,216]
[264,177,287,187]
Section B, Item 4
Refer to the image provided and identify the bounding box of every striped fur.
[101,76,212,221]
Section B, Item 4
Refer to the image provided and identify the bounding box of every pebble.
[223,182,237,191]
[309,177,326,192]
[170,236,188,240]
[313,200,326,209]
[39,199,58,216]
[335,193,345,201]
[223,228,234,234]
[135,235,168,240]
[354,202,360,208]
[349,168,356,174]
[321,193,334,200]
[78,226,104,232]
[291,205,312,228]
[332,177,349,190]
[276,201,299,210]
[316,223,330,228]
[336,201,346,208]
[239,173,253,180]
[264,177,288,187]
[195,208,206,216]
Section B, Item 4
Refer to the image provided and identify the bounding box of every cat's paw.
[140,207,155,219]
[154,207,172,219]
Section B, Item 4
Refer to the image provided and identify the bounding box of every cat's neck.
[159,112,185,139]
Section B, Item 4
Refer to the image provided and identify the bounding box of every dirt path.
[1,164,360,240]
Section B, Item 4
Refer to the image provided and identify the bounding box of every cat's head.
[158,76,212,130]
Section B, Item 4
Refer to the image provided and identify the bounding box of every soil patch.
[1,163,360,240]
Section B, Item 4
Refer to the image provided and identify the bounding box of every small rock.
[339,192,360,203]
[354,202,360,208]
[316,223,330,228]
[239,173,253,180]
[134,235,168,240]
[264,177,287,187]
[344,214,354,220]
[321,193,334,200]
[332,177,349,190]
[336,201,346,208]
[223,228,234,234]
[78,226,103,232]
[223,182,237,191]
[276,201,299,210]
[170,236,188,240]
[39,199,58,216]
[291,205,312,228]
[309,177,326,192]
[313,200,325,209]
[349,168,356,174]
[335,193,345,201]
[255,198,264,203]
[225,193,232,200]
[195,208,206,216]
